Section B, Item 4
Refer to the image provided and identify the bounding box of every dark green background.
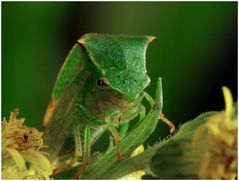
[2,2,237,143]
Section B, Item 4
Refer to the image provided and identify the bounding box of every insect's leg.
[119,122,129,139]
[160,113,175,133]
[72,120,83,163]
[83,126,91,160]
[119,104,146,139]
[75,126,91,179]
[106,104,146,158]
[105,117,124,160]
[138,105,146,122]
[143,85,176,133]
[90,125,106,145]
[66,109,85,167]
[66,122,83,164]
[143,91,155,107]
[52,122,83,176]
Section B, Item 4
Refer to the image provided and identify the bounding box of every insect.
[43,33,175,178]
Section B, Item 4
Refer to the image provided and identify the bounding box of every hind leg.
[52,122,83,176]
[75,126,91,179]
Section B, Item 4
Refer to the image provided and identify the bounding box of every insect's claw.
[75,160,89,179]
[75,173,80,180]
[170,127,176,134]
[113,135,124,160]
[160,113,176,133]
[52,156,81,176]
[117,145,124,160]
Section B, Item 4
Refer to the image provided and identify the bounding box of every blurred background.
[2,2,237,144]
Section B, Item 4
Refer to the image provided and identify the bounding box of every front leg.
[119,104,146,139]
[106,104,146,160]
[105,117,125,161]
[144,91,176,133]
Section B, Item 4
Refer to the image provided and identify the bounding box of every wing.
[43,84,79,159]
[43,43,90,158]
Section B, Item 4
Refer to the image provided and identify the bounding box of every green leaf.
[149,111,217,179]
[102,111,217,179]
[54,110,216,179]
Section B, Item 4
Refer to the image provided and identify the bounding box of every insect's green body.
[43,34,156,166]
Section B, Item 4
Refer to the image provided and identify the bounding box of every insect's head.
[78,33,155,100]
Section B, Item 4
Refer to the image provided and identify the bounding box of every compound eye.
[96,78,110,88]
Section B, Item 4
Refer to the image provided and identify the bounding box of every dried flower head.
[192,86,237,179]
[2,108,53,179]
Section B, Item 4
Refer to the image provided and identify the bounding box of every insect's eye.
[96,78,110,88]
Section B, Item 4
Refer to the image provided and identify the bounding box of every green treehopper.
[43,33,175,178]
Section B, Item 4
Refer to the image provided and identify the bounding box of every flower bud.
[150,87,237,179]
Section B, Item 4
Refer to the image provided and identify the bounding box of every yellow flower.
[119,145,145,180]
[2,108,53,179]
[150,86,237,179]
[192,86,237,179]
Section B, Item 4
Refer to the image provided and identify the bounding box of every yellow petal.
[198,152,210,179]
[119,145,146,180]
[130,145,144,157]
[120,171,145,180]
[22,150,52,179]
[2,165,26,179]
[222,86,233,118]
[6,148,26,171]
